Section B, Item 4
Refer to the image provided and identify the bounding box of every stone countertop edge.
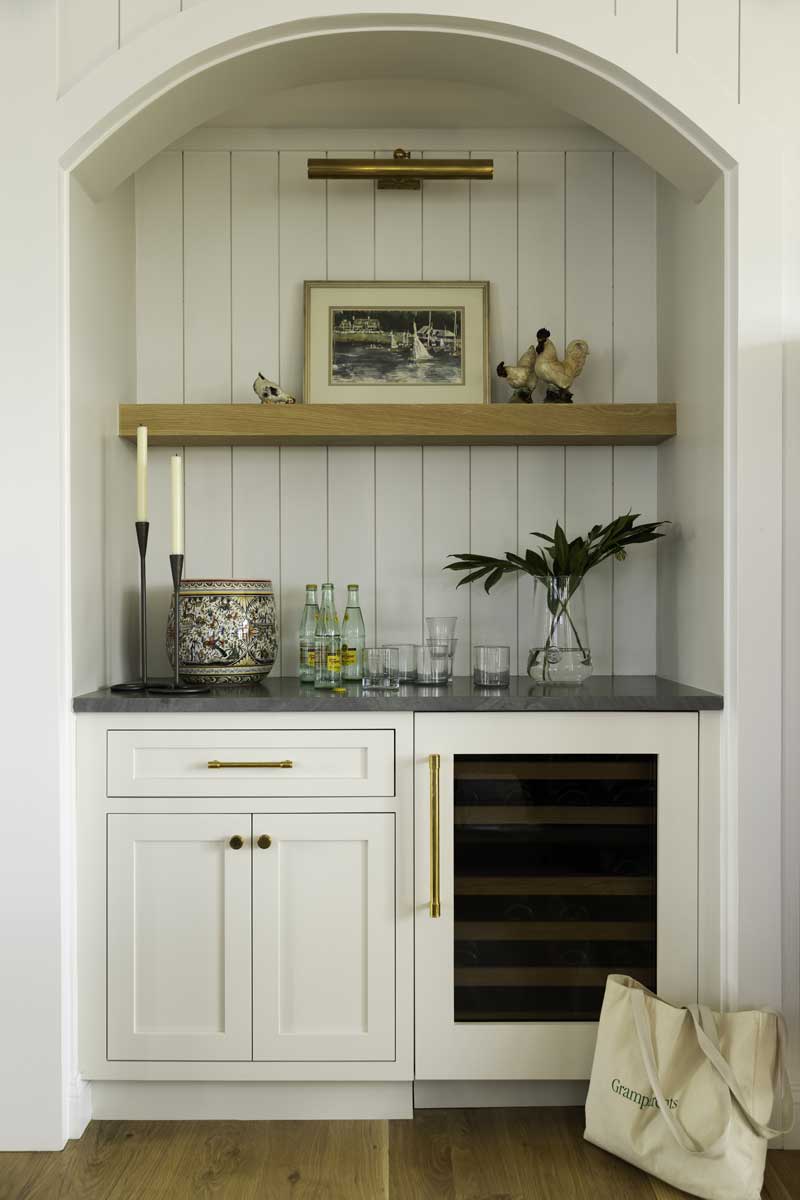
[73,675,723,713]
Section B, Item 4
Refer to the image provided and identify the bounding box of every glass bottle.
[298,583,319,683]
[314,582,342,689]
[341,584,366,681]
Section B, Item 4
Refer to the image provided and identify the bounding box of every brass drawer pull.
[257,834,272,850]
[429,754,441,918]
[207,759,293,770]
[229,835,245,849]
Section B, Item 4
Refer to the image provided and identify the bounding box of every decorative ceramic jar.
[166,579,278,686]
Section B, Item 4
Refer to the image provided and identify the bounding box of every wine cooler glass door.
[415,713,699,1082]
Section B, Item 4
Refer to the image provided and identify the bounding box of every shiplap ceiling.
[206,79,586,130]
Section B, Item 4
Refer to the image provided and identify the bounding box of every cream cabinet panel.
[107,814,252,1061]
[414,712,699,1081]
[253,813,395,1061]
[107,729,395,797]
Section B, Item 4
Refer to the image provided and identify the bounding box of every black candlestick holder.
[147,553,210,695]
[110,520,150,693]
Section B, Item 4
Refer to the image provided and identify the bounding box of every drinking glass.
[363,647,400,690]
[473,645,511,687]
[382,643,417,682]
[426,616,458,643]
[415,643,449,684]
[446,637,458,681]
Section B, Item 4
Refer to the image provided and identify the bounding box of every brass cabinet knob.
[257,834,272,850]
[229,835,245,849]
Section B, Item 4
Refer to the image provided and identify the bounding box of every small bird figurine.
[532,328,590,403]
[496,344,538,402]
[253,373,297,404]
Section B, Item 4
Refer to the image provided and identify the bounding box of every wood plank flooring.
[0,1109,797,1200]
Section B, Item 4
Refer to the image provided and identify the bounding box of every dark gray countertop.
[73,675,722,713]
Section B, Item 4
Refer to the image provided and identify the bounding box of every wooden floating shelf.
[119,403,676,447]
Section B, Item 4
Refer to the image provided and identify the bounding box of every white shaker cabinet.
[414,712,700,1081]
[252,813,396,1062]
[107,813,253,1061]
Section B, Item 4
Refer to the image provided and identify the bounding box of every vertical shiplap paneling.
[612,449,658,674]
[469,448,519,668]
[135,153,184,405]
[565,448,614,675]
[326,149,378,638]
[375,150,422,279]
[120,0,178,44]
[616,0,677,52]
[58,0,118,92]
[679,0,740,98]
[420,155,472,670]
[183,151,232,577]
[328,448,377,644]
[422,152,470,281]
[327,151,374,281]
[373,153,424,646]
[279,150,326,400]
[422,449,471,675]
[134,152,184,675]
[277,151,327,671]
[565,152,614,674]
[517,448,566,674]
[279,449,328,676]
[471,150,517,404]
[230,152,281,592]
[613,151,658,674]
[613,153,657,406]
[516,151,567,671]
[470,152,518,667]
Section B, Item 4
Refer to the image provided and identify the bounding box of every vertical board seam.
[611,151,617,673]
[229,151,234,576]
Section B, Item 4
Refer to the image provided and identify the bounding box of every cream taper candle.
[136,425,148,522]
[170,454,184,555]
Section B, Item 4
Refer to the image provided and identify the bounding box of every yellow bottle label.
[342,648,358,666]
[307,649,316,666]
[327,654,341,671]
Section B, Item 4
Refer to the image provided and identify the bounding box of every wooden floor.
[1,1109,797,1200]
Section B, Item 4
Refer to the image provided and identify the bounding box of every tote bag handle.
[630,987,733,1156]
[687,1003,794,1140]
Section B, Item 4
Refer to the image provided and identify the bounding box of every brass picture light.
[307,147,494,190]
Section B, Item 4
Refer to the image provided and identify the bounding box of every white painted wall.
[656,178,724,693]
[126,135,658,681]
[70,177,137,696]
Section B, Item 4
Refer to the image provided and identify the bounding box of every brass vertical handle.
[429,754,441,918]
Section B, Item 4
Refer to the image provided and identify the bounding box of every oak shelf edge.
[118,403,677,447]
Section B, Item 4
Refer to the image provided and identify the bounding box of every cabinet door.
[107,814,252,1060]
[415,713,698,1080]
[252,813,395,1061]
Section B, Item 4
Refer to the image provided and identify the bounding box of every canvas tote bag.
[584,975,793,1200]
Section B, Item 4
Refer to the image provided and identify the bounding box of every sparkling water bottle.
[314,582,342,689]
[342,584,366,681]
[298,583,319,683]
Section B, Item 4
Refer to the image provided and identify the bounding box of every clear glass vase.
[527,575,593,685]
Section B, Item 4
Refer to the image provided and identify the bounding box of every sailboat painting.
[330,307,464,385]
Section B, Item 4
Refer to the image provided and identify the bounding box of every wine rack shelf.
[119,403,676,447]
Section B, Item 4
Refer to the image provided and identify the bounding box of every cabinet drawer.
[107,729,395,797]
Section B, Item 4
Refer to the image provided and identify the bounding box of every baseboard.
[413,1080,589,1109]
[90,1081,413,1121]
[67,1078,92,1141]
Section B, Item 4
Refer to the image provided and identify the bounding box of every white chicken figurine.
[496,327,590,403]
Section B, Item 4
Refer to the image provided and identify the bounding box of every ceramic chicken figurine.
[253,373,297,404]
[532,327,590,403]
[496,328,590,404]
[495,344,538,402]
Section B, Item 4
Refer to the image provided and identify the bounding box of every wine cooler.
[415,712,699,1081]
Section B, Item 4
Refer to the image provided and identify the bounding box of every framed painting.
[304,280,490,404]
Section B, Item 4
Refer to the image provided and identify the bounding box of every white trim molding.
[91,1081,413,1121]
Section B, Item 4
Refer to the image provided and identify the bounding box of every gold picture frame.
[304,280,490,405]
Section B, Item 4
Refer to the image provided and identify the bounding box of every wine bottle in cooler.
[342,584,366,681]
[314,582,342,688]
[297,584,319,683]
